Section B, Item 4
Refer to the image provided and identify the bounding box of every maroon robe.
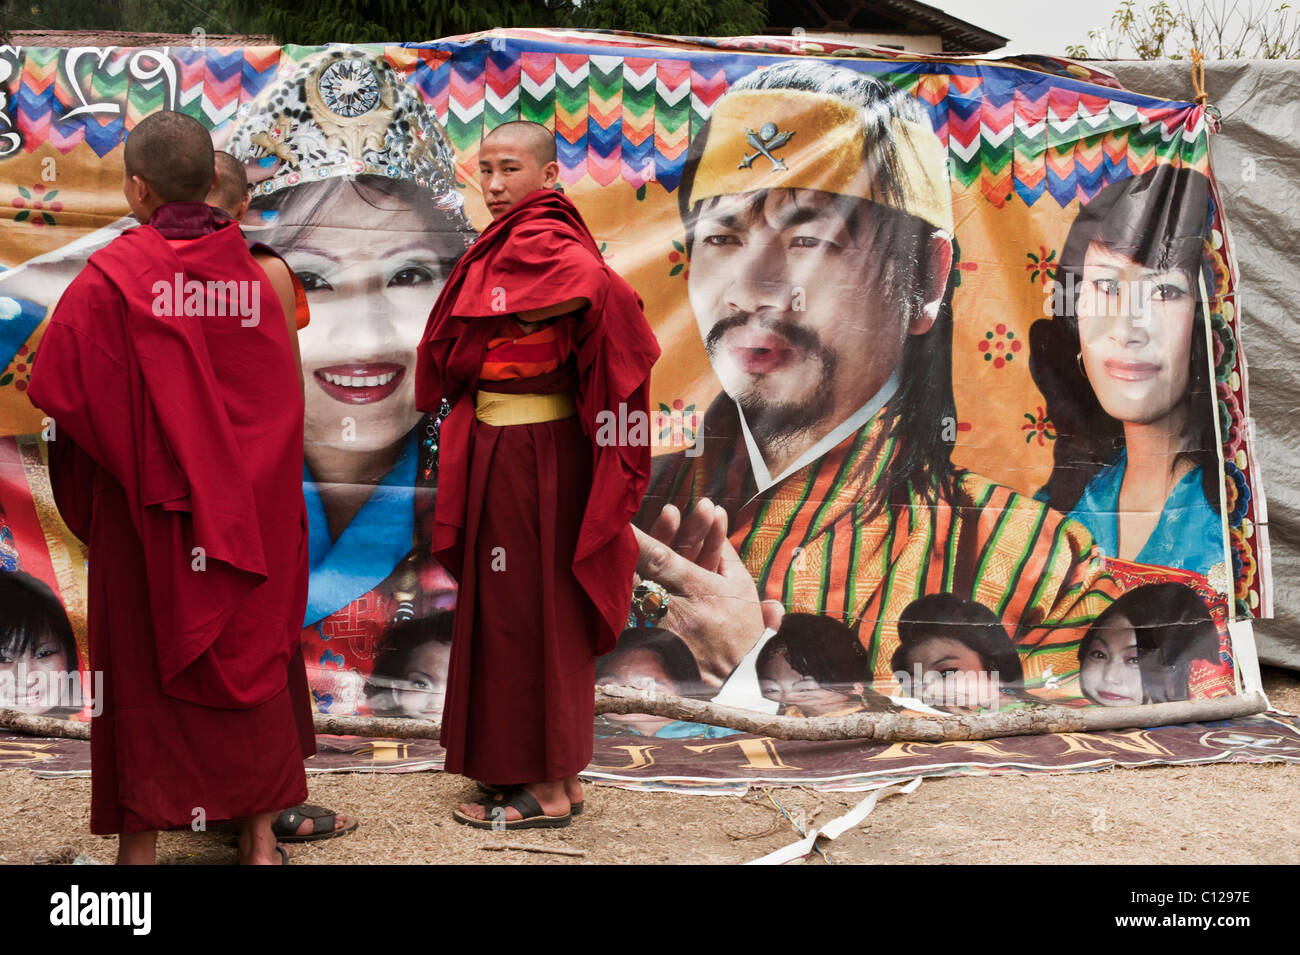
[416,189,658,782]
[27,202,313,833]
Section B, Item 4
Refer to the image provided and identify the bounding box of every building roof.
[767,0,1008,53]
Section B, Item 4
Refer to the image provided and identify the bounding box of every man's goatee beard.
[737,389,828,449]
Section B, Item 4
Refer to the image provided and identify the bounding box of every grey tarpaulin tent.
[1099,60,1298,670]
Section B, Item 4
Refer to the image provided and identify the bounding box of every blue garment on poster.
[0,296,46,369]
[302,432,417,625]
[1067,449,1224,577]
[617,720,741,739]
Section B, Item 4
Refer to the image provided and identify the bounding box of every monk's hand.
[634,511,764,689]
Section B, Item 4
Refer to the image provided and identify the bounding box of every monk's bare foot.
[457,781,570,821]
[116,830,157,865]
[565,775,584,807]
[238,812,290,864]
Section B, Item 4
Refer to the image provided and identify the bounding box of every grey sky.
[938,0,1138,55]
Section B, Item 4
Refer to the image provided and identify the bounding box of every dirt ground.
[3,667,1298,866]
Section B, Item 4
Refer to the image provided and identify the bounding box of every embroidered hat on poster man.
[687,84,954,235]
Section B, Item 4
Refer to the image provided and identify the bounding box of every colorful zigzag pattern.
[2,41,1210,207]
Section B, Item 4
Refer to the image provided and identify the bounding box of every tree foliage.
[555,0,767,37]
[223,0,766,45]
[226,0,555,45]
[4,0,768,45]
[3,0,262,35]
[1066,0,1300,59]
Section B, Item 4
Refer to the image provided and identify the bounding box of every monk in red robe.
[27,111,313,864]
[202,149,360,847]
[416,121,659,828]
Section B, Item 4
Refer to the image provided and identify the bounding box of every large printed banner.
[0,32,1270,761]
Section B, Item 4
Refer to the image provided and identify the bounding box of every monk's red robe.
[416,189,659,782]
[27,201,313,833]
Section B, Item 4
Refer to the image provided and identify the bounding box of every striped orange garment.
[479,320,563,381]
[651,407,1122,698]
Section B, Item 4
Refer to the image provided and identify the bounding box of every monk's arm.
[252,252,304,393]
[515,296,589,326]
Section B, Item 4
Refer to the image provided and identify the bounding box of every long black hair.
[1029,165,1218,513]
[1079,582,1221,703]
[677,61,958,518]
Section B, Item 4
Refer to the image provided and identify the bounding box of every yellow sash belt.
[474,390,577,426]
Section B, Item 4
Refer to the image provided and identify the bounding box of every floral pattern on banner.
[1217,382,1244,458]
[667,239,688,278]
[1230,525,1256,611]
[0,343,35,392]
[1021,406,1056,447]
[978,323,1021,368]
[1024,245,1058,286]
[1224,461,1251,527]
[10,183,62,226]
[1210,310,1237,383]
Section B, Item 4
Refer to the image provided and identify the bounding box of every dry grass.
[2,667,1297,866]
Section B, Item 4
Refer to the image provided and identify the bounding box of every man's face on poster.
[687,187,932,446]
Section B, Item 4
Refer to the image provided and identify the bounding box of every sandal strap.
[275,803,336,836]
[507,789,544,820]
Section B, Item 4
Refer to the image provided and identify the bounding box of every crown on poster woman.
[226,46,464,211]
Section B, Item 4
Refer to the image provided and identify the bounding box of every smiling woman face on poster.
[251,176,467,528]
[226,49,475,710]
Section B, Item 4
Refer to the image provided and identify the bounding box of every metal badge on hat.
[739,123,794,171]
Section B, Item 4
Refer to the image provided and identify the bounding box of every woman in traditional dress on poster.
[1030,165,1225,579]
[227,49,475,713]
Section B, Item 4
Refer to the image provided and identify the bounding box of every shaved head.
[478,121,561,218]
[483,120,556,165]
[124,110,214,203]
[207,151,249,217]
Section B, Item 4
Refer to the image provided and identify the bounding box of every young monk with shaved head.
[28,110,313,864]
[208,150,252,222]
[417,120,659,828]
[204,150,356,844]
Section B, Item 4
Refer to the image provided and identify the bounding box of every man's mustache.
[704,313,826,358]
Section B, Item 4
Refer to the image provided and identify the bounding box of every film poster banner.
[0,31,1272,778]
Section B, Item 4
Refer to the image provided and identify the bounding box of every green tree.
[3,0,262,35]
[223,0,556,44]
[557,0,767,37]
[222,0,766,45]
[4,0,768,47]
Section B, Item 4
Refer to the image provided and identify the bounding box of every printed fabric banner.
[0,31,1270,770]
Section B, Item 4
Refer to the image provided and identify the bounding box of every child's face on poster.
[0,632,71,714]
[392,640,451,720]
[1080,622,1144,706]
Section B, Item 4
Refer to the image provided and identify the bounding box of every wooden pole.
[2,687,1269,744]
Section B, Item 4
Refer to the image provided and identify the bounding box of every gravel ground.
[2,667,1297,866]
